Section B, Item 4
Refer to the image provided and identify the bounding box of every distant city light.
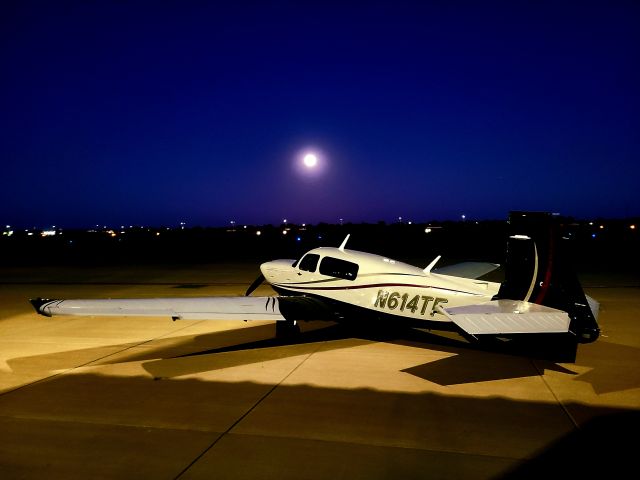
[296,236,301,241]
[461,214,466,221]
[630,225,636,230]
[282,230,288,235]
[256,230,262,236]
[425,228,432,233]
[41,230,56,237]
[599,225,604,229]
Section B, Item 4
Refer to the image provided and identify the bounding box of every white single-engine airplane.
[31,212,600,359]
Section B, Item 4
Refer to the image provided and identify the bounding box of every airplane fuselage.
[260,247,501,327]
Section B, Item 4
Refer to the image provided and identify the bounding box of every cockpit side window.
[298,253,320,272]
[319,256,359,281]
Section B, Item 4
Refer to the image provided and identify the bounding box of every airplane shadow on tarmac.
[6,321,639,394]
[132,322,576,383]
[139,322,640,393]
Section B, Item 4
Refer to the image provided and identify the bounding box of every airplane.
[30,212,601,361]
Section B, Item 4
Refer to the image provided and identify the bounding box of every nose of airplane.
[259,261,272,282]
[260,259,296,284]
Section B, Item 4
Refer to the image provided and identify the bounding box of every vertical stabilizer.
[495,211,600,343]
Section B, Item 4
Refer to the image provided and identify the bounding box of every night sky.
[1,1,639,228]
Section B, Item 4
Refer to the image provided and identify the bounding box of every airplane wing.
[30,297,286,321]
[433,262,500,279]
[440,300,570,335]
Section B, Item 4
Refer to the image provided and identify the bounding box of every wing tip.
[29,298,55,317]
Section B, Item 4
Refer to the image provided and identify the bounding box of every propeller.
[245,273,265,296]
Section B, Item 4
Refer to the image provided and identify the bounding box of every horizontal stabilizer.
[441,300,570,335]
[585,294,600,322]
[30,297,286,321]
[434,262,500,279]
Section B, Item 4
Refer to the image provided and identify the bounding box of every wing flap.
[441,300,570,335]
[31,297,286,321]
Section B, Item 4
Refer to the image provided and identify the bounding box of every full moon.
[295,148,325,178]
[303,153,318,168]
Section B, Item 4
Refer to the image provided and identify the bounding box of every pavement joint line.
[0,412,223,434]
[173,341,324,480]
[0,320,207,397]
[530,359,579,429]
[221,431,523,462]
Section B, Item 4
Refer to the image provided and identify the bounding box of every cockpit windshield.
[298,253,320,272]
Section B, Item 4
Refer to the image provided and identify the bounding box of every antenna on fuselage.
[338,234,350,252]
[424,255,441,274]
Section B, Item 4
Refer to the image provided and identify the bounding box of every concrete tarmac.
[0,264,639,479]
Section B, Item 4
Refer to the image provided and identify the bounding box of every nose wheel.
[276,319,301,337]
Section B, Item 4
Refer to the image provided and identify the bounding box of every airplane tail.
[494,211,600,344]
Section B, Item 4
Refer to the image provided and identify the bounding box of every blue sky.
[1,1,638,227]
